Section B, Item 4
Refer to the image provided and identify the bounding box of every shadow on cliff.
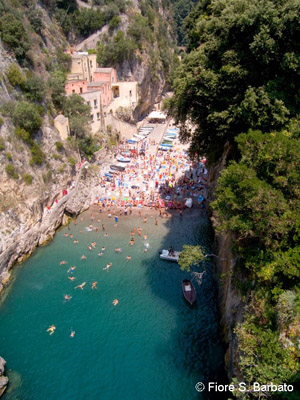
[140,206,228,400]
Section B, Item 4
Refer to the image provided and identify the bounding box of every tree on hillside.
[168,0,300,161]
[12,101,43,135]
[212,129,300,285]
[0,13,31,60]
[63,94,99,157]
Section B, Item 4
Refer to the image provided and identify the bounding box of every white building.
[80,90,103,134]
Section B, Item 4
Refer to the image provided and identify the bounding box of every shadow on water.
[141,207,228,400]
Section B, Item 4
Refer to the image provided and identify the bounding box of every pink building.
[93,68,117,85]
[65,79,88,95]
[87,81,112,107]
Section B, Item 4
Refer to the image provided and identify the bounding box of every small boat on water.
[159,249,181,262]
[182,279,196,305]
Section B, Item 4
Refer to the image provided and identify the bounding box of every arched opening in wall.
[110,109,113,114]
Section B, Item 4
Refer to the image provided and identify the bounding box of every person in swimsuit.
[81,255,86,260]
[70,330,75,338]
[112,299,119,306]
[74,282,86,290]
[47,325,56,335]
[60,260,67,265]
[91,281,98,289]
[64,295,72,301]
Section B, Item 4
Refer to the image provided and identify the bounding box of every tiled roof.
[94,68,113,73]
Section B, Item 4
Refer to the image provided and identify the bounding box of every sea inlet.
[0,207,226,400]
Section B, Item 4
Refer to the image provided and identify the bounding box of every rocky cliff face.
[207,145,245,381]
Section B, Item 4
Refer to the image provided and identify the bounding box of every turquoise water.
[0,208,225,400]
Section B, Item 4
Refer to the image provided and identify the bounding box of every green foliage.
[68,156,76,166]
[169,0,300,161]
[30,142,45,165]
[23,76,47,102]
[6,152,12,161]
[178,245,205,271]
[97,31,137,66]
[63,94,91,120]
[108,15,121,31]
[0,136,5,151]
[56,48,71,74]
[55,141,63,151]
[26,5,44,33]
[0,101,16,117]
[0,117,3,127]
[49,71,66,109]
[15,127,31,143]
[5,164,18,179]
[212,128,300,391]
[22,173,33,185]
[0,13,31,60]
[6,63,26,87]
[13,101,43,135]
[74,9,105,37]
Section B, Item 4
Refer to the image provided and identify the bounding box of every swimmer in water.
[60,260,67,265]
[104,233,108,238]
[70,234,73,239]
[64,294,72,301]
[155,218,158,226]
[74,282,86,290]
[73,240,79,244]
[88,246,93,251]
[143,235,147,240]
[114,248,122,253]
[47,325,56,335]
[126,256,131,261]
[102,224,105,231]
[64,233,69,237]
[144,217,147,223]
[68,276,76,281]
[103,263,112,270]
[80,255,87,260]
[137,228,142,236]
[98,252,103,256]
[143,248,148,253]
[70,330,75,338]
[91,281,98,289]
[112,299,119,306]
[129,237,135,245]
[101,247,105,251]
[67,266,76,273]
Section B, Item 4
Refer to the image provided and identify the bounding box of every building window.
[104,112,107,117]
[94,99,97,108]
[72,89,75,93]
[112,77,114,83]
[80,87,83,93]
[97,112,100,120]
[129,90,132,97]
[90,114,94,121]
[90,60,92,67]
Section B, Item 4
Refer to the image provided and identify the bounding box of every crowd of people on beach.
[47,124,208,337]
[96,145,208,213]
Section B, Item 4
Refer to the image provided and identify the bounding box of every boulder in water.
[0,357,8,397]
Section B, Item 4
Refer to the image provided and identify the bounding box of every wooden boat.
[159,249,181,262]
[182,279,196,305]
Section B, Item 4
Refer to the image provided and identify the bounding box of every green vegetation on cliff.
[168,0,300,397]
[168,0,300,162]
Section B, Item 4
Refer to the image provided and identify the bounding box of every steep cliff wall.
[207,145,245,381]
